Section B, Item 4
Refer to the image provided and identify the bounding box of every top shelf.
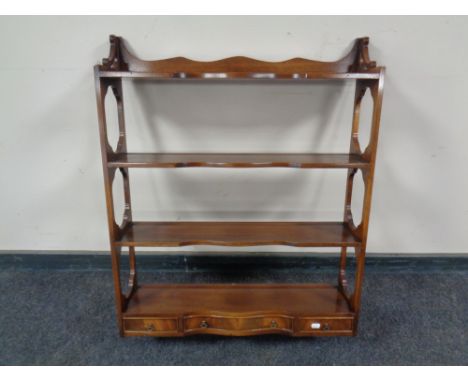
[95,35,383,81]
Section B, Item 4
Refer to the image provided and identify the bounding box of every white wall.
[1,16,467,254]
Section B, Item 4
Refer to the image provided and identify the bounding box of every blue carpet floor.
[0,255,466,365]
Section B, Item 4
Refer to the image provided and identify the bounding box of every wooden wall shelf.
[94,35,385,337]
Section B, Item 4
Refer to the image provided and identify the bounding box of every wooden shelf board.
[108,153,369,169]
[98,71,381,80]
[116,221,360,247]
[124,283,353,317]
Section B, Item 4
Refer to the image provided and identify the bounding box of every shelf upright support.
[95,64,137,335]
[110,77,138,307]
[95,71,124,335]
[340,68,385,333]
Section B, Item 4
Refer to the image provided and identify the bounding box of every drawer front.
[184,315,293,334]
[296,317,353,335]
[124,317,178,334]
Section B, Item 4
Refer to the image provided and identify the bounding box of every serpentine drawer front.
[123,315,353,336]
[183,315,294,335]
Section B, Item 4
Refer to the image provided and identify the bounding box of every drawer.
[124,317,178,334]
[184,315,293,334]
[296,317,353,334]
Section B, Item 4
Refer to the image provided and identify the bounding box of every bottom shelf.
[122,284,355,337]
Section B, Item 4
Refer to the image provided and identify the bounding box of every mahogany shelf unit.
[95,35,385,337]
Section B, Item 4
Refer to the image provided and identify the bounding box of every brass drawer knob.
[323,323,330,331]
[200,320,209,328]
[270,320,278,328]
[145,323,155,331]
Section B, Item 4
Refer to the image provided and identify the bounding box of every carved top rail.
[96,35,383,80]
